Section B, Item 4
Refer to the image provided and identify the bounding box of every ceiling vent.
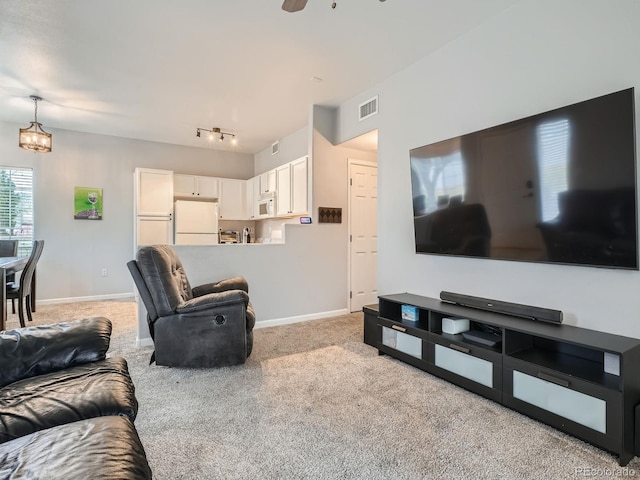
[272,141,280,155]
[359,96,378,121]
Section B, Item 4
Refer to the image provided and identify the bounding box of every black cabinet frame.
[363,294,640,466]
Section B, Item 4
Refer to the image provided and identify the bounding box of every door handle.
[537,371,570,388]
[448,343,470,354]
[391,324,406,333]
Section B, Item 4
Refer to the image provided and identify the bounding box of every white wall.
[335,0,640,338]
[0,121,254,302]
[254,125,309,175]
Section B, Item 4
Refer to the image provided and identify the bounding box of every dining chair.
[0,240,18,258]
[7,240,44,327]
[0,240,19,312]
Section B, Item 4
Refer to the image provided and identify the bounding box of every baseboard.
[37,293,135,306]
[134,308,352,347]
[254,308,350,329]
[136,336,154,348]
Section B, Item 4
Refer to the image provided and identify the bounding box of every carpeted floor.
[6,300,640,479]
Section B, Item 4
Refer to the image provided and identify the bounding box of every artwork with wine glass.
[74,187,103,220]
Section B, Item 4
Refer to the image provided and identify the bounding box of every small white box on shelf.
[401,305,419,322]
[442,317,470,334]
[604,352,620,376]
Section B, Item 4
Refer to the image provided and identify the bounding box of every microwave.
[258,196,275,217]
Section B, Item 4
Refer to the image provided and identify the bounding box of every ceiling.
[0,0,518,154]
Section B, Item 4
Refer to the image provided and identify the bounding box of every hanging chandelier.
[19,95,52,153]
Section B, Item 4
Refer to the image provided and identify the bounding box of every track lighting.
[195,127,235,143]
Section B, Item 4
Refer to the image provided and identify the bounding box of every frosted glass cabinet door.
[381,326,422,358]
[512,370,607,433]
[434,344,493,388]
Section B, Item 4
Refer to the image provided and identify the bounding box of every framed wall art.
[74,187,103,220]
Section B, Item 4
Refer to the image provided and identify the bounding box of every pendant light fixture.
[19,95,52,153]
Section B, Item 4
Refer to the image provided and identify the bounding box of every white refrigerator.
[174,200,219,245]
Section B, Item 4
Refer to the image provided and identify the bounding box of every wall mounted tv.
[410,88,637,270]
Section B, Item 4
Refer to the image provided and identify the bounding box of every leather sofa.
[414,203,492,257]
[537,188,636,268]
[0,317,152,479]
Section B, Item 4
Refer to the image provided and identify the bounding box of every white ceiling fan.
[282,0,385,13]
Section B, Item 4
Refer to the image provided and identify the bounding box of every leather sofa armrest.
[192,276,249,296]
[0,317,112,388]
[176,290,249,315]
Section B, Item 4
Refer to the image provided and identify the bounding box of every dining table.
[0,255,30,331]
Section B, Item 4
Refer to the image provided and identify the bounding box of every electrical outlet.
[101,268,108,277]
[250,227,255,234]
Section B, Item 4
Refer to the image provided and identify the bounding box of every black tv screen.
[410,88,637,270]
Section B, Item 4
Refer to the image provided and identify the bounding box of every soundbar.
[440,291,563,324]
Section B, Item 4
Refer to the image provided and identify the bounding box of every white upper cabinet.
[276,164,292,216]
[259,170,277,195]
[219,178,246,220]
[174,174,219,199]
[136,168,174,216]
[246,176,260,219]
[276,156,308,216]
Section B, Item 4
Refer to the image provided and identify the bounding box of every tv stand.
[363,293,640,465]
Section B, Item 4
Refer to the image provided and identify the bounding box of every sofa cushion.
[0,356,137,444]
[0,317,112,389]
[0,415,152,480]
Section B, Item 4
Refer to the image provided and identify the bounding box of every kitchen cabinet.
[259,170,277,195]
[136,168,174,216]
[219,178,246,220]
[134,168,174,247]
[174,174,219,199]
[246,176,260,219]
[137,217,173,246]
[276,156,308,216]
[275,165,291,216]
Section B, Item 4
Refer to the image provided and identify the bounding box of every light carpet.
[5,301,640,479]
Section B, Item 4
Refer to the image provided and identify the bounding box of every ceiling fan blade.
[282,0,308,13]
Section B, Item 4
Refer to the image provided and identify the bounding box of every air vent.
[271,141,280,155]
[359,96,378,121]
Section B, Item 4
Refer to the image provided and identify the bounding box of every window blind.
[0,168,34,256]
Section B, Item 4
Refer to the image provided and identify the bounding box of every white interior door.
[349,161,378,312]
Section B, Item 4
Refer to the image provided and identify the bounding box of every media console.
[363,293,640,465]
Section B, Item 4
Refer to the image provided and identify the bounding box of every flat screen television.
[410,88,637,270]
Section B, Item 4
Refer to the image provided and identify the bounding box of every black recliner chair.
[127,245,255,368]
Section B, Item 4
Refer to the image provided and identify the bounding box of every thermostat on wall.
[300,217,312,224]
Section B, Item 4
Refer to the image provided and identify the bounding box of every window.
[411,152,466,215]
[0,168,34,256]
[536,119,570,221]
